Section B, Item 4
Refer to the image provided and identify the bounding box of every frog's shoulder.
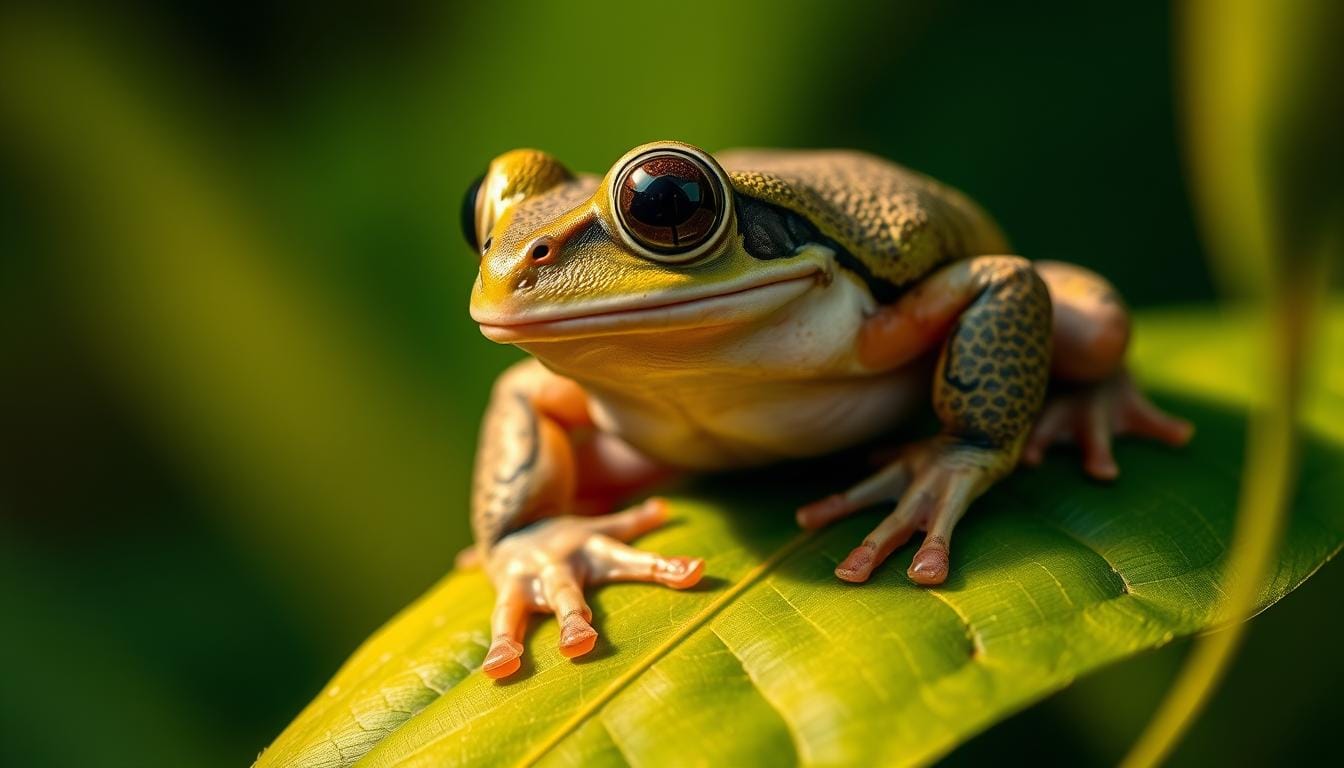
[716,148,1008,288]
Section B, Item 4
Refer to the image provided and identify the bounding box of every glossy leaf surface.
[256,305,1344,768]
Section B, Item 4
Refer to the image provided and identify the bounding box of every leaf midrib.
[513,530,816,767]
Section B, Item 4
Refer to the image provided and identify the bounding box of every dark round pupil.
[618,155,719,253]
[629,171,702,226]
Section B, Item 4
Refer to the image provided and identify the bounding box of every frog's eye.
[613,149,728,262]
[460,173,485,253]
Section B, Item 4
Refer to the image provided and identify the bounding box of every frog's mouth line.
[476,269,823,343]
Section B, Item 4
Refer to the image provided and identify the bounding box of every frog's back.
[717,149,1009,289]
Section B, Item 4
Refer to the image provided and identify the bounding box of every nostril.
[530,243,551,262]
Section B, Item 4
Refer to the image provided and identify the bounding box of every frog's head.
[464,141,831,357]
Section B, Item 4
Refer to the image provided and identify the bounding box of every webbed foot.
[1021,371,1193,481]
[797,436,1010,586]
[481,498,704,679]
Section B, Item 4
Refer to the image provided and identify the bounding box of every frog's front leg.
[799,256,1052,585]
[472,359,703,679]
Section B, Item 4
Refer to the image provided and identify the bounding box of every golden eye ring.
[609,145,731,263]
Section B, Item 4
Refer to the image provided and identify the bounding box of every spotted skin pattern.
[934,256,1052,451]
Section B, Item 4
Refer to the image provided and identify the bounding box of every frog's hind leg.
[802,256,1052,585]
[1021,261,1193,479]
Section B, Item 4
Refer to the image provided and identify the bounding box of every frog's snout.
[508,234,560,292]
[482,212,592,299]
[524,235,559,268]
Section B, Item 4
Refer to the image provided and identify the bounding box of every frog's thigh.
[1035,260,1128,382]
[807,257,1051,585]
[1025,261,1192,479]
[855,256,1051,443]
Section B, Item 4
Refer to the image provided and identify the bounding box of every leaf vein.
[1033,514,1131,595]
[512,531,816,767]
[922,588,986,659]
[708,624,808,765]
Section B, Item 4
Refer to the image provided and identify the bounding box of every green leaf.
[255,304,1344,768]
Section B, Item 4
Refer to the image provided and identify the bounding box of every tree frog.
[461,141,1192,679]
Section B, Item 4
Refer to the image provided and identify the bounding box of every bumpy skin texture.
[720,149,1009,286]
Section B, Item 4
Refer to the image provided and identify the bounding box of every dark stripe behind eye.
[735,193,905,304]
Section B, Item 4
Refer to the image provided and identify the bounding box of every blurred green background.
[0,2,1338,767]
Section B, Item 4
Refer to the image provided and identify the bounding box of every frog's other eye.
[613,150,727,262]
[461,172,485,253]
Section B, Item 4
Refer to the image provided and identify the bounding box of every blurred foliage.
[1124,1,1343,763]
[0,2,1337,767]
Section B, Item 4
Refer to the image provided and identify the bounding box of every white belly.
[545,272,931,470]
[586,367,927,470]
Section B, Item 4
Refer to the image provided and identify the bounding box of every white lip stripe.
[472,253,825,327]
[478,273,820,343]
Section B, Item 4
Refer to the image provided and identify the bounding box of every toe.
[485,579,530,679]
[907,535,950,585]
[584,498,669,541]
[1084,453,1119,481]
[835,496,922,583]
[1078,401,1119,481]
[1020,444,1044,467]
[655,556,705,589]
[903,463,980,587]
[836,542,881,583]
[1123,390,1194,446]
[483,637,524,679]
[558,612,598,658]
[454,546,482,570]
[586,534,704,589]
[797,494,854,530]
[540,566,598,660]
[1023,400,1072,466]
[800,460,913,531]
